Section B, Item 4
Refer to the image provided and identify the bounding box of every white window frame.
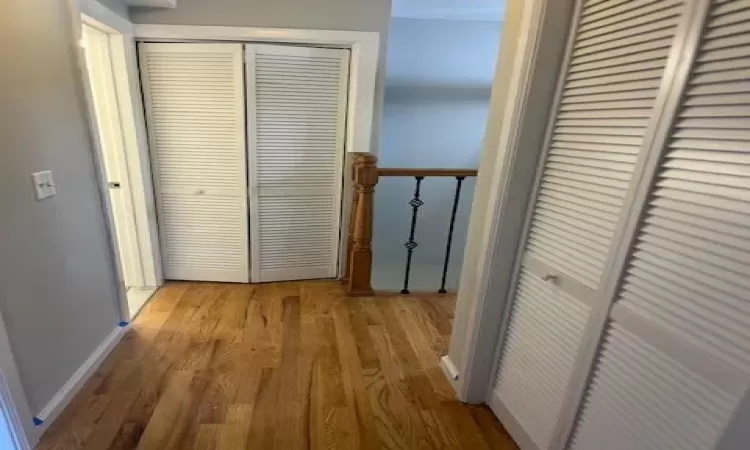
[133,24,381,279]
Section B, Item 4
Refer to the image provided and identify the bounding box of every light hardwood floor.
[36,281,518,449]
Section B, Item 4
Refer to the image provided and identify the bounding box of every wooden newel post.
[342,157,359,283]
[347,153,378,296]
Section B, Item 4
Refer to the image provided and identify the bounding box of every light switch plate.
[31,171,56,200]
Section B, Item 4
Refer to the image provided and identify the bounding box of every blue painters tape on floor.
[118,321,129,327]
[33,417,44,426]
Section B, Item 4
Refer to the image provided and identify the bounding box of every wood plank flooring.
[36,281,518,449]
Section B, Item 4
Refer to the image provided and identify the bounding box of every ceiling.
[391,0,505,21]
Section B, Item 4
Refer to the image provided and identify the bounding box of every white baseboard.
[33,325,127,437]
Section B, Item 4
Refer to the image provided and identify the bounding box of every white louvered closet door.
[139,43,249,283]
[570,1,750,449]
[245,45,349,282]
[489,1,691,449]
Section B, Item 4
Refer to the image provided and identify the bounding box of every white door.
[488,1,693,449]
[82,23,143,288]
[139,43,249,283]
[570,1,750,448]
[245,44,349,282]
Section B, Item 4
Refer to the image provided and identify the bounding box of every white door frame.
[82,22,144,288]
[77,0,164,295]
[444,0,576,406]
[133,24,381,279]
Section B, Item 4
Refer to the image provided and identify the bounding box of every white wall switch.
[31,171,56,200]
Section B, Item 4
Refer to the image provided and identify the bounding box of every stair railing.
[344,153,478,296]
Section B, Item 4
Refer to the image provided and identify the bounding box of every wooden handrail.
[377,168,478,177]
[344,153,477,296]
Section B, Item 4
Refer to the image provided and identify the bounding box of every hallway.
[36,281,516,449]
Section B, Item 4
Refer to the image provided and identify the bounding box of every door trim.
[77,0,164,295]
[82,22,144,288]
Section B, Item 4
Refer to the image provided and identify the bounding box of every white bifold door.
[139,42,348,283]
[489,0,692,448]
[140,43,249,283]
[490,0,750,449]
[569,1,750,449]
[245,45,349,282]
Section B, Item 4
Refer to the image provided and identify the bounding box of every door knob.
[108,181,121,189]
[542,273,558,283]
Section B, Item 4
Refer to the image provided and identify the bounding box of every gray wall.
[372,18,501,291]
[0,0,122,413]
[130,0,390,31]
[95,0,130,19]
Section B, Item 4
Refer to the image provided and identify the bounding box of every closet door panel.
[158,195,248,281]
[570,323,740,450]
[140,43,249,282]
[246,45,349,282]
[528,0,686,291]
[569,1,750,448]
[489,1,690,448]
[492,270,591,449]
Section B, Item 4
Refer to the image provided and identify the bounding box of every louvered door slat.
[140,43,249,282]
[570,2,750,448]
[494,270,591,449]
[529,0,684,289]
[615,0,750,372]
[246,45,349,282]
[570,326,738,450]
[491,1,688,448]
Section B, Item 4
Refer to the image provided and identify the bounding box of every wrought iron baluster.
[439,176,465,294]
[401,176,424,294]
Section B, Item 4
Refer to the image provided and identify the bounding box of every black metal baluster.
[401,176,424,294]
[438,176,465,294]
